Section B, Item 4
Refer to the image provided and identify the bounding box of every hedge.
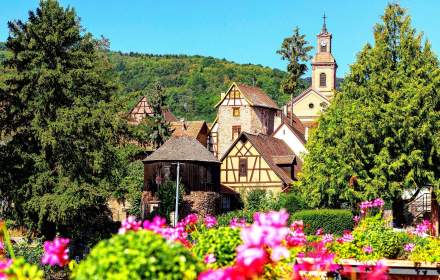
[291,209,354,235]
[216,210,254,227]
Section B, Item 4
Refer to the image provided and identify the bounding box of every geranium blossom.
[118,216,142,234]
[229,217,246,228]
[315,228,324,235]
[204,253,216,264]
[412,220,432,237]
[363,245,373,254]
[204,215,217,228]
[321,234,333,244]
[0,241,4,251]
[404,243,415,252]
[0,259,13,280]
[359,198,384,215]
[337,230,354,243]
[41,237,70,267]
[353,215,360,223]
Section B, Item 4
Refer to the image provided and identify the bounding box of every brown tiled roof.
[143,136,220,163]
[273,115,306,145]
[312,52,336,64]
[220,184,239,195]
[171,121,207,138]
[162,109,178,122]
[236,83,280,110]
[244,133,295,185]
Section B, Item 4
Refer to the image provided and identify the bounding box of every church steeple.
[311,14,337,99]
[321,13,327,33]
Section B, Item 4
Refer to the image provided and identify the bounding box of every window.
[239,158,247,177]
[233,107,240,117]
[309,103,314,109]
[232,125,241,140]
[320,44,327,52]
[231,90,240,99]
[319,73,327,87]
[221,196,231,210]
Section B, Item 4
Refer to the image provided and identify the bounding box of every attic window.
[309,103,314,109]
[233,107,240,117]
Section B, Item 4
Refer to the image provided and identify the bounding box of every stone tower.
[311,14,337,99]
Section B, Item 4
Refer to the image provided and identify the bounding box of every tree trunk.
[392,197,405,228]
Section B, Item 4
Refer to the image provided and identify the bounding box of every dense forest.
[1,42,343,122]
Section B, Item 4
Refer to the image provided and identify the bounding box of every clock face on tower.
[320,40,327,46]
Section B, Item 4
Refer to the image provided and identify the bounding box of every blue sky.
[1,1,439,77]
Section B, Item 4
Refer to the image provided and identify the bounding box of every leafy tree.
[157,179,184,223]
[277,27,313,124]
[145,82,173,149]
[297,4,440,226]
[0,0,125,242]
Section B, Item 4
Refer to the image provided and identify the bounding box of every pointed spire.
[321,13,327,33]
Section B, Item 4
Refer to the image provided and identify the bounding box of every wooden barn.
[142,136,221,216]
[220,132,299,193]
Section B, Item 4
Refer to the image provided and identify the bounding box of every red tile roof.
[171,121,207,138]
[236,83,280,110]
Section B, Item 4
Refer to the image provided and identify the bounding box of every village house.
[127,95,177,125]
[142,136,221,217]
[171,120,209,147]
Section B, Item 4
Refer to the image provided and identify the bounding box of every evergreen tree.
[277,27,312,124]
[0,0,124,241]
[297,4,440,226]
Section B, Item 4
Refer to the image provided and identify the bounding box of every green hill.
[1,44,336,122]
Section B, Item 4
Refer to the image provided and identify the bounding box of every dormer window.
[320,73,327,87]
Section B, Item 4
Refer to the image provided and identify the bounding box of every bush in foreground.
[292,209,354,235]
[71,230,203,280]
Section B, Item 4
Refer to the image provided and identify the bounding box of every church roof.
[312,52,336,64]
[143,136,220,163]
[220,132,295,185]
[290,87,329,106]
[215,82,280,110]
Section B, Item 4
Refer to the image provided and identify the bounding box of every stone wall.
[182,191,220,217]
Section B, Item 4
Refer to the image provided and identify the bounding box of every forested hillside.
[1,43,344,122]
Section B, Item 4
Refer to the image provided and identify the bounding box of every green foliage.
[157,180,184,223]
[409,237,440,262]
[330,214,406,261]
[297,3,440,209]
[3,257,44,280]
[216,210,254,227]
[244,189,277,212]
[71,230,203,280]
[192,227,242,268]
[291,209,353,235]
[274,192,309,214]
[0,0,125,244]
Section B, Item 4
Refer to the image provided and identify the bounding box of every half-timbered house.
[127,96,177,125]
[212,82,281,158]
[220,132,299,193]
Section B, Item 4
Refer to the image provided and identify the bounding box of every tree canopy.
[297,4,440,215]
[0,0,125,241]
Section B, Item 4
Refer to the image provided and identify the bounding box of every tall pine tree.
[0,0,124,241]
[297,4,440,226]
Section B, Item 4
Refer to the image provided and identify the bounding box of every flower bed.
[1,199,440,279]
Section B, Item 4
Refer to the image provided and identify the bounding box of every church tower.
[311,14,337,99]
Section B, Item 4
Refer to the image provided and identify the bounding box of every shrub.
[291,209,353,235]
[274,192,309,214]
[3,257,44,280]
[329,214,406,260]
[216,210,254,227]
[71,230,204,280]
[192,227,242,268]
[157,179,184,223]
[409,237,440,262]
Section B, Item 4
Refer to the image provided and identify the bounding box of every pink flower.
[236,247,268,276]
[0,241,4,251]
[315,228,324,235]
[118,216,142,234]
[270,245,290,262]
[253,209,289,228]
[230,217,246,228]
[337,230,354,243]
[412,220,432,237]
[353,215,360,223]
[204,215,217,228]
[363,245,373,254]
[372,198,385,208]
[41,237,70,267]
[143,216,166,230]
[182,213,198,226]
[321,234,333,244]
[404,243,415,252]
[204,253,216,264]
[0,259,13,280]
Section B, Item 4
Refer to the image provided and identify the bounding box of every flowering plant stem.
[0,221,15,258]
